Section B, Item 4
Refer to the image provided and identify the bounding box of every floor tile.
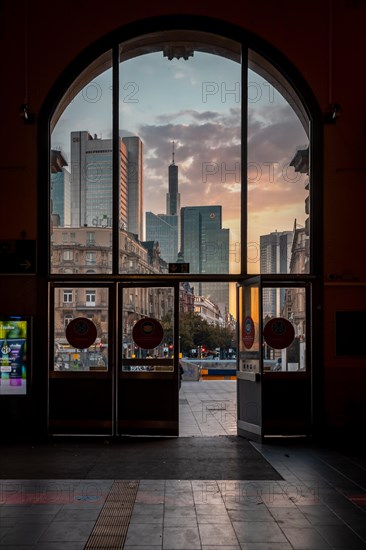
[1,523,48,545]
[39,520,95,542]
[280,526,332,549]
[199,522,239,545]
[232,521,289,543]
[34,544,85,550]
[125,522,163,545]
[163,525,201,549]
[314,524,366,548]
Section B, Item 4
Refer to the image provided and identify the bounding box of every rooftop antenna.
[172,140,175,165]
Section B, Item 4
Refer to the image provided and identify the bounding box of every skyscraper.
[122,136,144,240]
[146,143,180,262]
[69,132,143,238]
[166,142,180,216]
[50,150,71,227]
[145,212,178,263]
[260,230,293,317]
[181,205,229,314]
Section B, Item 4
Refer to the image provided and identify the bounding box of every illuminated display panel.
[0,316,30,395]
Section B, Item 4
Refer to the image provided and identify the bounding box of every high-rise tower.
[146,142,180,262]
[180,205,229,315]
[69,132,143,239]
[122,136,144,240]
[260,230,293,317]
[166,141,180,216]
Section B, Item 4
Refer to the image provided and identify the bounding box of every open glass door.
[237,279,312,441]
[237,277,263,441]
[118,283,179,436]
[261,282,312,436]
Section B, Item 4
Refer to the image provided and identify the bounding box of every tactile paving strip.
[84,480,139,549]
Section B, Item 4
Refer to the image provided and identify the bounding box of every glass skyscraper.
[145,213,178,263]
[260,230,293,317]
[181,205,229,314]
[51,167,71,227]
[69,132,142,238]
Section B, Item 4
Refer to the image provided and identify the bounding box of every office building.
[145,212,178,263]
[69,132,142,237]
[50,150,71,227]
[181,205,229,312]
[260,230,293,318]
[122,136,144,240]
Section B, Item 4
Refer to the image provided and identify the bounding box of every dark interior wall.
[1,0,365,434]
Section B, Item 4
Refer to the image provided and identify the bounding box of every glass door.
[237,277,263,440]
[48,282,114,435]
[237,278,312,441]
[117,283,180,436]
[261,282,312,436]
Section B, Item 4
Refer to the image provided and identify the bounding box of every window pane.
[247,50,310,274]
[53,287,109,371]
[263,286,307,372]
[121,286,174,372]
[238,282,260,374]
[118,32,241,330]
[119,43,241,277]
[50,51,113,274]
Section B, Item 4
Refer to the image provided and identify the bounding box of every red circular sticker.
[242,316,255,349]
[263,317,295,349]
[66,317,97,349]
[132,318,164,350]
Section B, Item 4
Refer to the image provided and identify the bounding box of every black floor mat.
[0,436,282,480]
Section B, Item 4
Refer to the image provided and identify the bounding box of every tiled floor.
[1,380,365,549]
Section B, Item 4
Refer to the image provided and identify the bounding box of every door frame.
[237,277,313,441]
[117,281,180,436]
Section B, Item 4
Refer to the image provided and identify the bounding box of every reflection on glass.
[121,287,174,372]
[119,33,241,298]
[53,287,109,372]
[238,283,260,373]
[247,50,310,274]
[263,286,306,372]
[50,52,113,274]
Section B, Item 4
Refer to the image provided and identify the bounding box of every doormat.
[0,436,282,480]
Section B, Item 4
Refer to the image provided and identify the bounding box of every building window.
[86,252,96,265]
[86,290,96,307]
[63,249,73,261]
[64,314,73,327]
[63,290,73,303]
[87,231,95,245]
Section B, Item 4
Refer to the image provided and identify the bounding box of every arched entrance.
[38,16,322,438]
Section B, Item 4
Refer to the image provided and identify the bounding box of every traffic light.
[201,346,206,353]
[169,343,173,351]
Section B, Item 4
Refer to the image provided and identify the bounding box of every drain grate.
[84,480,139,549]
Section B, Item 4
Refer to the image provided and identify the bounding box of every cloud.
[156,109,222,124]
[136,102,308,234]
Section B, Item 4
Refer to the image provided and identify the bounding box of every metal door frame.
[237,277,313,441]
[116,281,180,436]
[48,281,115,435]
